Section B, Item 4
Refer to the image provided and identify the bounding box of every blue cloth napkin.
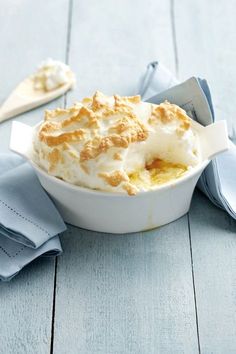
[139,62,236,219]
[0,153,66,281]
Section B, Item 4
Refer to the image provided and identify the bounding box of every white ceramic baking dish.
[10,119,229,233]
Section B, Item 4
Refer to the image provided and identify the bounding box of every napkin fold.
[139,61,236,219]
[0,154,65,281]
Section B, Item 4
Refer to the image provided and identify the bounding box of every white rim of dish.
[30,158,210,198]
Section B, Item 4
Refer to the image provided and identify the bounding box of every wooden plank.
[174,0,236,137]
[0,1,69,353]
[189,191,236,353]
[66,0,176,104]
[55,221,198,354]
[53,0,199,353]
[0,259,55,354]
[174,0,236,352]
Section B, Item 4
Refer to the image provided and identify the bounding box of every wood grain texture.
[53,1,199,353]
[67,0,176,103]
[0,259,55,354]
[174,0,236,351]
[173,0,236,137]
[189,191,236,353]
[0,1,69,353]
[54,221,198,354]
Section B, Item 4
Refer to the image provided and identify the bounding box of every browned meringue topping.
[149,100,190,129]
[34,91,198,195]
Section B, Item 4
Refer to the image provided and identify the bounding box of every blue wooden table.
[1,1,236,353]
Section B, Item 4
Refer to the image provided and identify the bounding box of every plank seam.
[50,257,58,354]
[188,213,201,354]
[170,0,179,77]
[64,0,74,108]
[50,1,73,353]
[170,4,201,348]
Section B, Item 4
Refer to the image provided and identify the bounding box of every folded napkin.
[139,62,236,219]
[0,154,66,281]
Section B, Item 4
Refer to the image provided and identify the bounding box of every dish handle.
[201,120,229,160]
[10,121,33,160]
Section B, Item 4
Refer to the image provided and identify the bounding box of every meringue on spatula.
[0,58,76,123]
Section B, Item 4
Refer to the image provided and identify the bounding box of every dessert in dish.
[32,58,76,92]
[11,78,228,233]
[33,91,200,195]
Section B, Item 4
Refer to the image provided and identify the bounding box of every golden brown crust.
[114,94,141,107]
[149,101,191,131]
[62,106,100,129]
[122,182,138,196]
[40,92,145,150]
[67,149,80,160]
[125,95,141,104]
[108,117,136,134]
[39,128,85,147]
[61,106,92,125]
[82,97,92,105]
[98,170,129,187]
[113,152,122,161]
[48,148,64,172]
[44,105,81,121]
[80,127,148,163]
[80,163,90,174]
[91,91,109,111]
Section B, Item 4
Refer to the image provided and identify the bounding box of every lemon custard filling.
[128,158,188,190]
